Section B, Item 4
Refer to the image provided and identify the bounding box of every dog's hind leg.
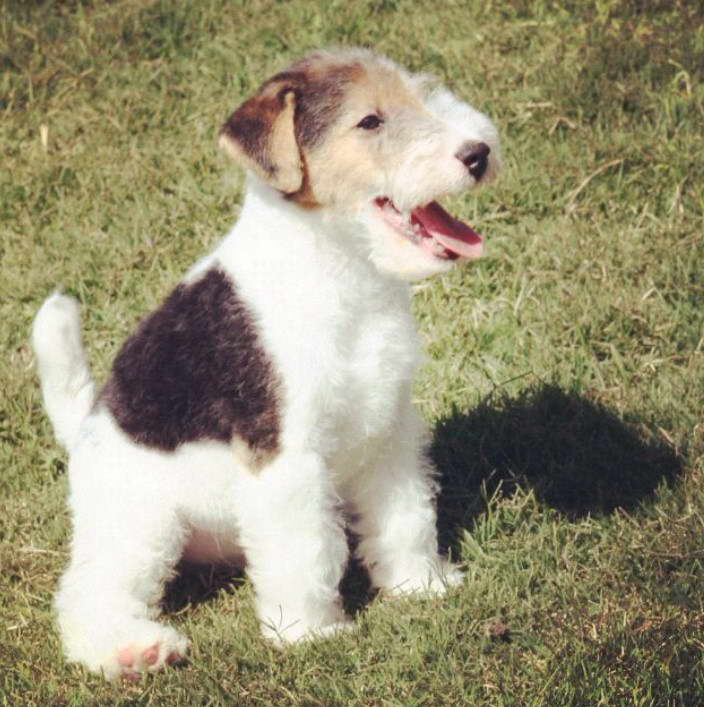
[349,409,464,597]
[55,432,189,679]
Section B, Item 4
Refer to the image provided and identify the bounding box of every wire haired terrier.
[33,47,500,679]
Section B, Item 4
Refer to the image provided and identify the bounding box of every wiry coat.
[32,48,500,679]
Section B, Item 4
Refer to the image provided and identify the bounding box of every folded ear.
[219,83,303,194]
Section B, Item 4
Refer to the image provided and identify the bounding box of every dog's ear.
[219,82,303,194]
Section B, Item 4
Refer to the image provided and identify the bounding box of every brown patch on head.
[220,83,302,193]
[298,55,431,208]
[276,59,363,148]
[220,53,363,206]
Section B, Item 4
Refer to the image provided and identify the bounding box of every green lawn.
[2,0,703,704]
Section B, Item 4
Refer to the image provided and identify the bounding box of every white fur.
[32,49,499,679]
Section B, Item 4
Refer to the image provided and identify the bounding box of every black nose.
[456,141,491,180]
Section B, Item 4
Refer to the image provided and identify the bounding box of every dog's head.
[220,48,500,281]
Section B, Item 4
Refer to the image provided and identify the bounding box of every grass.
[1,0,703,704]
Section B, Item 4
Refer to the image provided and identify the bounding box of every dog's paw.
[261,617,354,646]
[380,560,464,598]
[437,561,465,591]
[115,628,189,681]
[63,620,189,680]
[290,619,355,644]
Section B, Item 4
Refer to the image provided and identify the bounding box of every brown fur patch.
[220,55,363,204]
[285,153,319,209]
[220,85,302,193]
[298,58,429,208]
[268,60,363,148]
[100,268,281,468]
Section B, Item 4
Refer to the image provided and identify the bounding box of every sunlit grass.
[1,0,703,704]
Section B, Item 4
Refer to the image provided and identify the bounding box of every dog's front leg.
[237,452,350,643]
[349,408,464,597]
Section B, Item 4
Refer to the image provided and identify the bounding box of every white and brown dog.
[33,48,500,679]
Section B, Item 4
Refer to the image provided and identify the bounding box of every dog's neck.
[211,174,411,325]
[219,175,396,284]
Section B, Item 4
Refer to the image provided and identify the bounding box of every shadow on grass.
[432,383,683,556]
[162,549,375,617]
[163,549,375,617]
[163,383,682,614]
[163,562,245,613]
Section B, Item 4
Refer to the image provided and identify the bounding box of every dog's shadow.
[432,383,683,556]
[164,383,683,615]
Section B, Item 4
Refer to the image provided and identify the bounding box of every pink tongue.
[412,201,484,259]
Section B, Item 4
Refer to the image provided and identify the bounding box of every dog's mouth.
[374,197,484,261]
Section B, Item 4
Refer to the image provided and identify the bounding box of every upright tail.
[32,293,96,450]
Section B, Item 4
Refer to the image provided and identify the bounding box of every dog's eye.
[356,114,383,130]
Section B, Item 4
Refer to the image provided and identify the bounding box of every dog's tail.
[32,292,96,450]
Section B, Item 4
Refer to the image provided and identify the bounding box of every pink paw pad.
[143,644,160,666]
[117,642,169,678]
[117,647,134,667]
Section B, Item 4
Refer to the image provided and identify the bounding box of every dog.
[32,47,500,679]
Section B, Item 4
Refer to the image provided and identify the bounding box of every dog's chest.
[251,268,420,454]
[332,305,419,436]
[217,200,425,461]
